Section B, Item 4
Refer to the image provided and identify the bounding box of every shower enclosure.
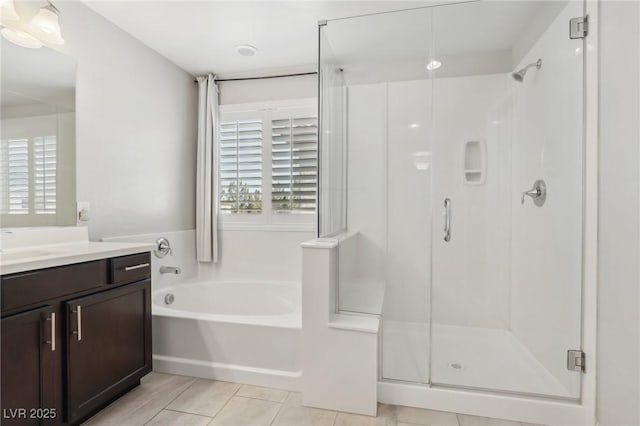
[318,0,593,411]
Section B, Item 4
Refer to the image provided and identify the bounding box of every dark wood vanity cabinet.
[0,252,152,425]
[65,279,151,423]
[1,306,57,425]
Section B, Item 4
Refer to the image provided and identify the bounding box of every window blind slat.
[218,120,263,214]
[271,115,318,214]
[1,139,30,214]
[33,136,57,214]
[1,135,57,215]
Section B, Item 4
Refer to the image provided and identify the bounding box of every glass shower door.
[378,7,434,385]
[319,6,436,384]
[429,0,585,398]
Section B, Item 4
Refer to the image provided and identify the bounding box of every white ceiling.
[82,1,565,81]
[322,1,560,83]
[82,1,432,77]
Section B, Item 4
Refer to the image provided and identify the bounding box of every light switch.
[77,201,90,223]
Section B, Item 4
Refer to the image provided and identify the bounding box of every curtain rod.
[194,71,317,83]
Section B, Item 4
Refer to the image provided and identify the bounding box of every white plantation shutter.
[0,136,57,216]
[217,100,317,227]
[33,136,57,214]
[271,115,318,213]
[0,138,29,214]
[219,119,263,213]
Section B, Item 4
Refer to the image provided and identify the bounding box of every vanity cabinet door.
[1,306,57,425]
[65,280,151,424]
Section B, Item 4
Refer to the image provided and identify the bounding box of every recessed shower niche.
[463,140,486,185]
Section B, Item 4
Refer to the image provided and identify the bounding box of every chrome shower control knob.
[521,179,547,207]
[155,237,172,258]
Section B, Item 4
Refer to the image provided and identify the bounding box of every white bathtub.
[152,281,302,390]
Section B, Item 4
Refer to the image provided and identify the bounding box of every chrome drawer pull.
[124,263,150,271]
[45,312,56,352]
[72,305,82,341]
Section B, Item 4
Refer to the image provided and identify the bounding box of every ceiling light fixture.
[426,60,442,71]
[30,3,64,44]
[0,0,20,22]
[235,44,258,57]
[1,27,42,48]
[0,0,64,48]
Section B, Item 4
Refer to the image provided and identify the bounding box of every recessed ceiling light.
[409,123,421,129]
[426,60,442,71]
[235,44,258,57]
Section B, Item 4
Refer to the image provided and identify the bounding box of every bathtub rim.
[152,280,302,329]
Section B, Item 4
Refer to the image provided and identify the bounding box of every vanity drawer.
[1,260,108,312]
[109,253,151,284]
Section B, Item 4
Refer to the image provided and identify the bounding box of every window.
[0,135,57,216]
[218,99,317,230]
[271,116,318,214]
[219,119,263,214]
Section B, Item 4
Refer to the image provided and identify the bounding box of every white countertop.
[0,241,154,275]
[0,228,154,275]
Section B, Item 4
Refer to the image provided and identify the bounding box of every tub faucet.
[159,266,181,274]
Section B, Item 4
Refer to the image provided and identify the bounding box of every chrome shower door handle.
[444,198,451,242]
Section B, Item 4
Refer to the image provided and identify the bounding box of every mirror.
[1,38,76,227]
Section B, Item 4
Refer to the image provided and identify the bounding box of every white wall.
[219,74,316,105]
[597,2,640,425]
[198,230,314,283]
[53,1,197,240]
[339,83,387,314]
[384,79,432,325]
[430,74,512,329]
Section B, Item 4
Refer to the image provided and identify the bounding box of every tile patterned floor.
[83,372,545,426]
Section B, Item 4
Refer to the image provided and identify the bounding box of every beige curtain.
[195,74,219,262]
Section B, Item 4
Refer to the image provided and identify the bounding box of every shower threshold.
[382,321,572,398]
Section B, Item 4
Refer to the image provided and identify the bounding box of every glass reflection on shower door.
[429,0,585,398]
[318,25,347,238]
[320,6,436,384]
[380,7,434,385]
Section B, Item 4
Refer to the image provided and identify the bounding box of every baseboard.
[153,354,301,391]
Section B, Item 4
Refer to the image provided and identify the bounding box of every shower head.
[512,58,542,82]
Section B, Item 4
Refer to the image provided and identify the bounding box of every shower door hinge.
[567,350,586,372]
[570,15,589,39]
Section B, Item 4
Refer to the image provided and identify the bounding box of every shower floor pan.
[382,321,571,398]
